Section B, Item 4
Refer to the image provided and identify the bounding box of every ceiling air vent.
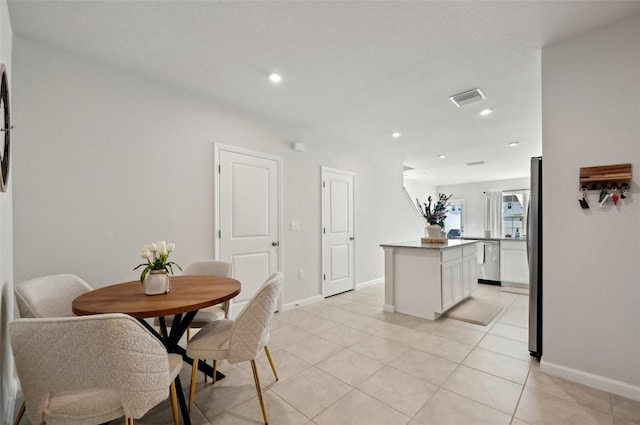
[449,88,486,107]
[465,161,485,166]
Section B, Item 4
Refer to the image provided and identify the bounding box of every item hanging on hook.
[612,193,619,205]
[599,186,611,207]
[598,185,609,203]
[578,186,590,209]
[620,183,629,199]
[611,185,619,206]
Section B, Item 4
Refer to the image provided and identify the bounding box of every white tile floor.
[14,283,640,425]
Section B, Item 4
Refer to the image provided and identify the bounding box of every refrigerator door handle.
[526,201,531,262]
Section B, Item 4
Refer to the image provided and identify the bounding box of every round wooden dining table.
[72,275,241,425]
[72,275,241,318]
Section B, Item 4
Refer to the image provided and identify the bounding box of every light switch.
[290,221,300,231]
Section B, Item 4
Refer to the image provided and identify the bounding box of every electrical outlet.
[298,269,304,280]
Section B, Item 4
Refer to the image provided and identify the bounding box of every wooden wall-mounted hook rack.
[579,163,632,190]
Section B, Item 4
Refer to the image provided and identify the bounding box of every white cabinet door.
[500,241,529,285]
[470,259,478,292]
[462,255,475,297]
[452,258,463,304]
[442,258,462,310]
[442,261,454,310]
[462,243,479,297]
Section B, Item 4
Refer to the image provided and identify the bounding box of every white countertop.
[460,236,527,242]
[380,239,480,250]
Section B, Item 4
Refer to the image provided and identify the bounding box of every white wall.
[403,177,436,208]
[12,37,423,307]
[437,177,529,237]
[542,15,640,399]
[402,177,436,225]
[0,1,13,422]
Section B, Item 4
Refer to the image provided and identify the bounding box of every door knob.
[272,241,280,246]
[349,237,355,240]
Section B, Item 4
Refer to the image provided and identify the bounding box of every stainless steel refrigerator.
[527,156,543,359]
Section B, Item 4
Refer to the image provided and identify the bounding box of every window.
[445,199,465,238]
[502,190,529,238]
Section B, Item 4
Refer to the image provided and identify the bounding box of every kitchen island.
[380,239,480,320]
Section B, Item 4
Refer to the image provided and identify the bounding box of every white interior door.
[322,167,354,297]
[216,145,281,311]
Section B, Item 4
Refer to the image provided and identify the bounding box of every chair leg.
[203,359,208,383]
[212,360,218,384]
[186,327,191,343]
[169,382,179,425]
[13,401,25,425]
[250,360,268,425]
[189,359,199,413]
[264,345,279,381]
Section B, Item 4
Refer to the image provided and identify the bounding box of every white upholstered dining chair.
[9,313,183,425]
[187,272,283,425]
[12,274,94,425]
[154,260,233,342]
[15,274,93,318]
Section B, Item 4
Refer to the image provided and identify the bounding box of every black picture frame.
[0,64,10,192]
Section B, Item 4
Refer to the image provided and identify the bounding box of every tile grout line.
[309,386,358,424]
[267,386,317,423]
[508,355,536,425]
[430,379,522,422]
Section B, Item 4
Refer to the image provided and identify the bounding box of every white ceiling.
[8,1,640,186]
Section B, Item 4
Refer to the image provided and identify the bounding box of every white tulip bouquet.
[134,241,182,283]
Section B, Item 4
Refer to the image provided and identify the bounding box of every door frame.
[214,143,284,312]
[321,166,356,298]
[446,198,466,235]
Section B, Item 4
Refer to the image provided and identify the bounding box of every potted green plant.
[134,241,182,295]
[416,193,453,238]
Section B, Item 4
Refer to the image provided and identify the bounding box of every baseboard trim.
[280,278,383,312]
[541,359,640,401]
[501,282,528,289]
[383,304,395,313]
[282,295,323,311]
[357,277,384,290]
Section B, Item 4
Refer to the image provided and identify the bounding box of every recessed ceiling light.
[392,132,402,139]
[439,154,447,159]
[268,73,283,84]
[479,108,493,116]
[509,141,519,147]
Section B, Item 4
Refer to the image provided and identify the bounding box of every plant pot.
[144,270,170,295]
[425,224,442,239]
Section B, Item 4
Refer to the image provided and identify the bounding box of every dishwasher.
[477,241,500,284]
